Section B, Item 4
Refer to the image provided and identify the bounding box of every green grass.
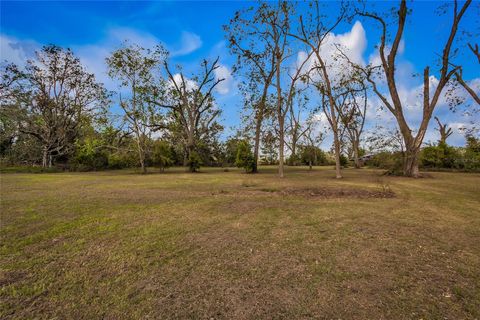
[1,166,479,319]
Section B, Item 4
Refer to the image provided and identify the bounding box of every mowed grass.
[1,166,479,319]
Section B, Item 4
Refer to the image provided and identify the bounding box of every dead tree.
[162,58,224,172]
[290,1,350,178]
[225,4,277,173]
[284,50,314,165]
[338,84,367,168]
[434,116,453,144]
[454,42,480,105]
[357,0,472,177]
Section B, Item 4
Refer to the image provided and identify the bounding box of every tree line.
[1,0,479,177]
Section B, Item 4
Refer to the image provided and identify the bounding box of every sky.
[1,0,479,148]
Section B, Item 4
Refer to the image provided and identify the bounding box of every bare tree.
[161,57,224,172]
[284,49,314,165]
[434,116,453,144]
[290,1,350,178]
[301,116,325,170]
[225,4,277,173]
[454,42,480,105]
[356,0,472,177]
[285,92,310,165]
[338,81,368,168]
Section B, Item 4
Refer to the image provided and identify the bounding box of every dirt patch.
[279,187,395,199]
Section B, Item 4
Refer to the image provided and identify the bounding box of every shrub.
[151,140,174,172]
[420,142,459,169]
[235,140,255,173]
[340,154,349,167]
[72,138,108,171]
[366,151,404,175]
[187,151,202,172]
[298,145,328,166]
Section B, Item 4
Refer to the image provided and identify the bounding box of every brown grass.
[1,166,479,319]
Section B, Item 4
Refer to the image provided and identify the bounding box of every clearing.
[1,167,479,319]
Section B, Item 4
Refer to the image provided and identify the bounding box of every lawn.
[1,167,479,319]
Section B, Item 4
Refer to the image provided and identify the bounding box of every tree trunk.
[139,156,146,174]
[404,145,420,177]
[309,160,312,171]
[252,114,262,173]
[42,147,48,168]
[136,140,146,174]
[186,143,195,173]
[183,147,188,167]
[291,139,297,166]
[278,117,285,178]
[332,129,342,179]
[353,140,360,169]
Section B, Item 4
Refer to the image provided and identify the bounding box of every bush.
[107,152,137,169]
[339,154,349,167]
[366,151,404,174]
[298,145,328,166]
[187,151,202,172]
[151,140,174,172]
[72,138,108,171]
[287,154,300,166]
[235,140,255,173]
[420,142,459,169]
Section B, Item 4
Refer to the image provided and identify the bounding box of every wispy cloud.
[170,31,202,57]
[0,34,38,65]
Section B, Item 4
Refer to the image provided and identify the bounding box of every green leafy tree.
[187,151,202,172]
[1,46,108,167]
[298,145,327,170]
[235,140,255,173]
[151,140,174,172]
[106,42,167,174]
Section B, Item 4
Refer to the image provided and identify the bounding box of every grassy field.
[1,166,479,319]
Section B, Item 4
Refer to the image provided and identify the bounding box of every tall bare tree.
[290,1,350,178]
[160,57,224,172]
[357,0,472,177]
[225,4,277,173]
[338,81,367,168]
[285,92,310,165]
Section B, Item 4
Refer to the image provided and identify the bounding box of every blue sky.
[1,1,479,147]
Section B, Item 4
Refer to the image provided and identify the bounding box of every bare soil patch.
[279,187,395,199]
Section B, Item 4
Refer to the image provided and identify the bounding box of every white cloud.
[297,20,367,85]
[214,64,233,95]
[170,73,198,91]
[0,34,37,65]
[170,31,202,57]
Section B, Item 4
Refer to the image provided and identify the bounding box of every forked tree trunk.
[404,145,420,177]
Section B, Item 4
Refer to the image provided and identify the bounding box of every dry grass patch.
[1,166,479,319]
